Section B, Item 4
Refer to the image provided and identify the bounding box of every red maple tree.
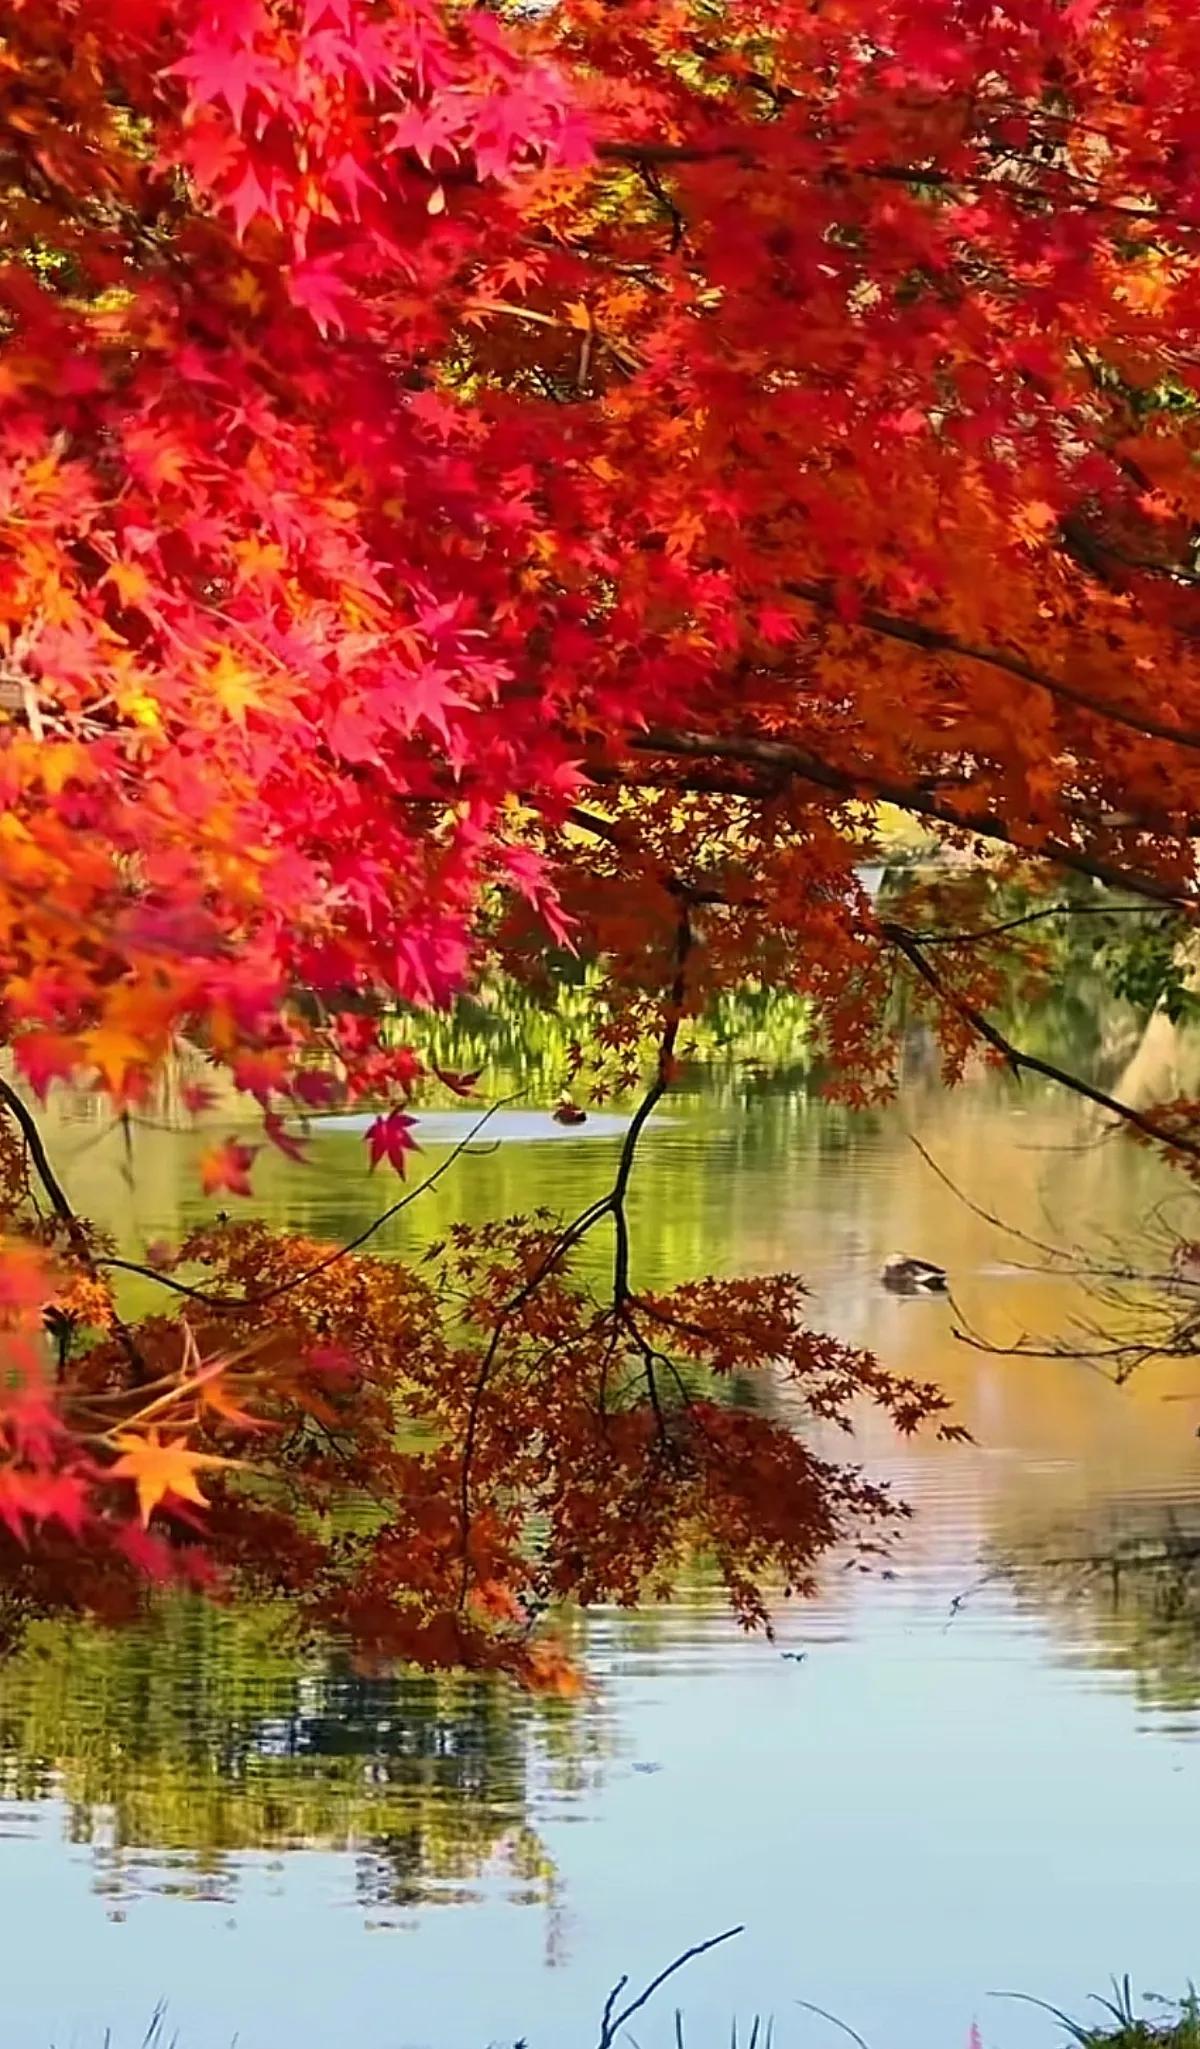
[0,0,1197,1679]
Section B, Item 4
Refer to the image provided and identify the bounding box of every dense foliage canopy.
[2,0,1200,1679]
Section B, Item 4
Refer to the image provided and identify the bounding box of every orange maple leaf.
[81,1025,152,1098]
[109,1428,244,1525]
[199,1137,258,1197]
[102,559,153,609]
[200,1371,271,1432]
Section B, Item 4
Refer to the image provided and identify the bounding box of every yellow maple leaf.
[1116,262,1176,317]
[208,648,267,724]
[227,270,264,311]
[201,1372,271,1432]
[124,692,162,730]
[109,1428,245,1525]
[231,536,287,585]
[102,560,152,608]
[33,741,86,795]
[81,1024,152,1096]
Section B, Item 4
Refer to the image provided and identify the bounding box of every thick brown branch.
[623,728,1192,906]
[0,1080,86,1249]
[611,902,692,1310]
[781,578,1200,752]
[597,137,1175,227]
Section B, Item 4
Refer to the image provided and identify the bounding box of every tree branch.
[882,920,1200,1166]
[780,577,1200,753]
[100,1097,517,1313]
[457,904,694,1597]
[905,900,1168,946]
[0,1078,149,1380]
[623,728,1192,907]
[596,1927,744,2049]
[0,1079,86,1250]
[611,899,693,1311]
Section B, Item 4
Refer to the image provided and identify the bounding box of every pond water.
[6,1071,1200,2049]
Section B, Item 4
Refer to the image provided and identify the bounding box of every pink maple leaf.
[171,27,280,132]
[289,257,358,338]
[224,159,279,239]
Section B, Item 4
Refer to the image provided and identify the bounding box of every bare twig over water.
[596,1927,744,2049]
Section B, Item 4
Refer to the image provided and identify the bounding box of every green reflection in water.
[998,1505,1200,1728]
[0,1599,602,1913]
[18,978,1200,1938]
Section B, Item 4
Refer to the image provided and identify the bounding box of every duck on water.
[881,1254,948,1294]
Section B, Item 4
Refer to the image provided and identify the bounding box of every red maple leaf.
[386,1045,425,1095]
[289,257,357,338]
[13,1032,83,1099]
[6,1469,91,1538]
[365,1108,421,1176]
[306,1342,358,1385]
[294,1069,339,1109]
[433,1064,481,1098]
[264,1110,308,1162]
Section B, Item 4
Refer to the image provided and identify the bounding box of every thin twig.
[907,1132,1077,1263]
[457,908,692,1601]
[793,2000,873,2049]
[884,922,1200,1167]
[101,1095,518,1312]
[597,1928,744,2049]
[908,900,1169,945]
[0,1077,149,1379]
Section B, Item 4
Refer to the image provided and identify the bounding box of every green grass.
[59,1980,1200,2049]
[995,1982,1200,2049]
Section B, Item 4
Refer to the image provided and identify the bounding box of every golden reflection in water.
[16,1069,1200,1875]
[40,1068,1200,1539]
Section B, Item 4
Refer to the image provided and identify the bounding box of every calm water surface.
[7,1074,1200,2048]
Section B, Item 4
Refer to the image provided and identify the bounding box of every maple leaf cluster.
[1,0,1200,1672]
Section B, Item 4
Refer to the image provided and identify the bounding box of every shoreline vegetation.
[65,1972,1200,2049]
